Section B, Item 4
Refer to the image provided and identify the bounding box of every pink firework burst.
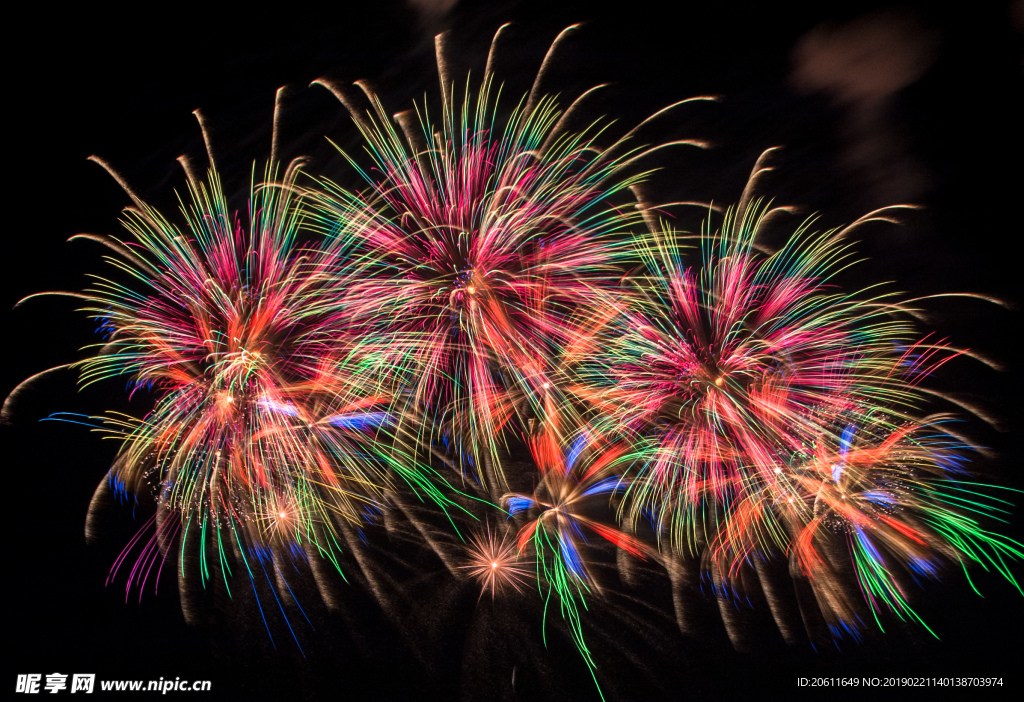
[585,199,947,549]
[308,28,706,489]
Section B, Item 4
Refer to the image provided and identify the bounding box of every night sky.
[4,1,1022,699]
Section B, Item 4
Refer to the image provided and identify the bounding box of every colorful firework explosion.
[307,28,710,496]
[5,20,1020,701]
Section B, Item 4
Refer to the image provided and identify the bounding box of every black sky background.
[3,1,1022,699]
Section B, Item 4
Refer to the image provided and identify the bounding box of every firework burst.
[568,174,1020,644]
[5,130,469,629]
[581,198,950,553]
[502,414,647,694]
[309,27,711,493]
[77,161,412,614]
[461,521,534,599]
[772,416,1024,639]
[5,20,1020,698]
